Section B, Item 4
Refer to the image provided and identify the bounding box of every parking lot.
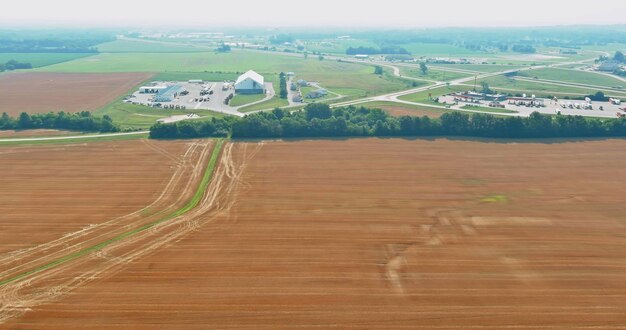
[126,81,274,116]
[439,94,626,119]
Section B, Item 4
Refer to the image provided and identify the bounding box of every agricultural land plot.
[94,101,227,130]
[358,101,452,118]
[398,85,473,104]
[0,72,154,116]
[0,53,95,68]
[96,39,212,53]
[518,68,626,88]
[399,66,472,81]
[0,129,78,138]
[36,51,407,100]
[229,93,267,107]
[5,138,626,328]
[431,64,526,73]
[0,139,210,256]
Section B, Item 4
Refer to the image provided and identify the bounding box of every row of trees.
[0,111,119,132]
[149,117,236,139]
[149,103,626,140]
[0,60,32,72]
[511,44,537,54]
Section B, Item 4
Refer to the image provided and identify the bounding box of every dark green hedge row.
[150,103,626,140]
[0,111,119,133]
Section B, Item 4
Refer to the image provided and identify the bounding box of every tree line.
[149,103,626,140]
[0,111,120,132]
[0,60,32,72]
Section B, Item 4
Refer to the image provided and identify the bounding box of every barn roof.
[236,70,264,86]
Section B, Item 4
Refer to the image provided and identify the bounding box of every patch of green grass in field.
[401,67,472,81]
[398,85,472,103]
[96,101,226,130]
[518,68,626,88]
[480,194,508,203]
[238,96,289,113]
[460,105,518,114]
[229,93,266,106]
[97,39,210,53]
[0,53,95,68]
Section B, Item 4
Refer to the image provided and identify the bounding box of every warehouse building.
[235,70,265,95]
[154,85,184,102]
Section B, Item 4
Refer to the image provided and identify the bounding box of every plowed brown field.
[3,138,626,329]
[0,72,153,116]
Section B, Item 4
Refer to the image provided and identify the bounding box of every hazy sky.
[2,0,626,28]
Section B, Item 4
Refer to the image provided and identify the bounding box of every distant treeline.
[346,46,410,55]
[0,60,32,72]
[150,104,626,140]
[0,111,120,133]
[0,30,113,53]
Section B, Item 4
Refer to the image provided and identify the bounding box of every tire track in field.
[0,141,259,324]
[0,141,209,284]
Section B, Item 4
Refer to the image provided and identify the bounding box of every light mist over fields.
[2,0,626,28]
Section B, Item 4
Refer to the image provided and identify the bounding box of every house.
[297,79,309,87]
[306,89,328,99]
[598,60,621,72]
[235,70,265,94]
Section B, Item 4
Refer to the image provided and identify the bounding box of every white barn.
[235,70,265,94]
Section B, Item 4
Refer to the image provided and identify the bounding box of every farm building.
[306,89,328,99]
[139,85,168,94]
[235,70,265,95]
[598,60,622,72]
[154,85,184,102]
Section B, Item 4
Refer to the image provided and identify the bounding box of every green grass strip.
[0,139,225,287]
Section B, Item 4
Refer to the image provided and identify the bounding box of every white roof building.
[235,70,265,94]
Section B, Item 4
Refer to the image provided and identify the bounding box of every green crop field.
[153,72,239,82]
[37,50,407,99]
[431,64,525,73]
[97,38,212,53]
[0,53,95,68]
[400,67,472,81]
[518,68,626,88]
[398,85,473,103]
